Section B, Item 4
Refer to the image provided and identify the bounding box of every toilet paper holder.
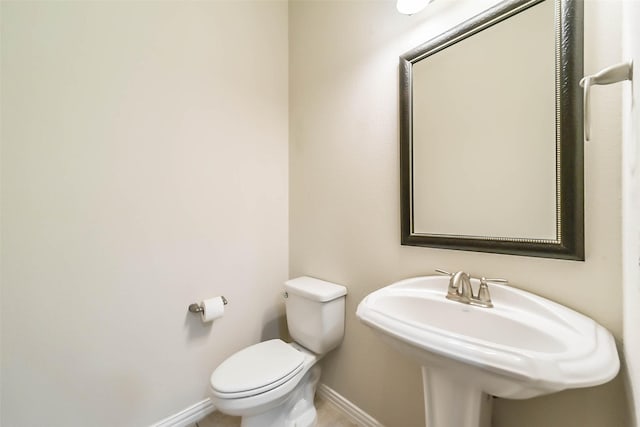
[188,296,228,313]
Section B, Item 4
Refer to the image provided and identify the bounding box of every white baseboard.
[150,384,381,427]
[317,383,385,427]
[150,398,215,427]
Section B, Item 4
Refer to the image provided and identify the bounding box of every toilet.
[209,276,347,427]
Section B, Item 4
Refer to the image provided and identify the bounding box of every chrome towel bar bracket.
[580,61,633,142]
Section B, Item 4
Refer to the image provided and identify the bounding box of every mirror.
[400,0,584,260]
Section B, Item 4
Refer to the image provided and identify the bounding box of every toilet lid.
[210,339,305,397]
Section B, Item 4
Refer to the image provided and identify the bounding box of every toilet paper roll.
[200,296,225,322]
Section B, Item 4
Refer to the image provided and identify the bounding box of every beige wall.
[289,1,628,426]
[0,2,288,426]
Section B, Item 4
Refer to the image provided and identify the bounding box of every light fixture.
[396,0,430,15]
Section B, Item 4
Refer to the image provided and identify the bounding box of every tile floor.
[193,396,359,427]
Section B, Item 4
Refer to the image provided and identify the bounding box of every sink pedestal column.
[422,367,492,427]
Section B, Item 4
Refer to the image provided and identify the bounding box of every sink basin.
[356,275,619,427]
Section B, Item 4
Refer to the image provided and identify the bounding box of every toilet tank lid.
[284,276,347,302]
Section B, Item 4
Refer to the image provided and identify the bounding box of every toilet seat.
[210,339,305,399]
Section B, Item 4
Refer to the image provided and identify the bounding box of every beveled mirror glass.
[400,0,584,260]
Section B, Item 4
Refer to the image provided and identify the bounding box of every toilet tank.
[284,276,347,354]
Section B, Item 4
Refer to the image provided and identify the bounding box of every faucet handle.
[482,277,508,284]
[435,269,453,276]
[476,277,496,308]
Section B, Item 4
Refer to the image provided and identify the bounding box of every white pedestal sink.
[356,276,619,427]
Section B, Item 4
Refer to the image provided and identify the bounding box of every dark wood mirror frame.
[400,0,584,260]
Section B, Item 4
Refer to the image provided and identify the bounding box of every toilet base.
[240,365,321,427]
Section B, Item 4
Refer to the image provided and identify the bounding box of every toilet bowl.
[209,277,347,427]
[210,340,320,426]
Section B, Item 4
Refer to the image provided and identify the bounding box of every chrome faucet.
[436,269,508,308]
[448,271,473,302]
